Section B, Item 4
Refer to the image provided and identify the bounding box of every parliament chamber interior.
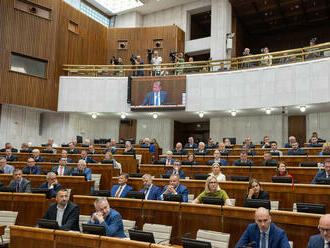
[1,0,330,247]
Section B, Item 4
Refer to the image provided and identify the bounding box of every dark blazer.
[8,178,31,193]
[245,190,269,200]
[307,234,325,248]
[139,184,161,200]
[5,155,17,162]
[110,184,133,198]
[233,159,254,166]
[76,156,97,164]
[261,159,278,166]
[172,149,188,155]
[67,148,79,154]
[32,156,46,162]
[160,158,175,165]
[235,222,290,248]
[103,148,116,154]
[22,165,42,175]
[40,181,62,198]
[184,143,198,149]
[141,91,168,106]
[0,148,18,153]
[284,142,292,148]
[51,166,72,176]
[141,143,156,155]
[54,157,73,163]
[287,148,306,155]
[159,184,189,202]
[43,201,80,231]
[166,170,186,179]
[207,159,228,166]
[88,151,99,154]
[73,167,92,181]
[20,148,33,153]
[312,170,329,184]
[194,150,210,155]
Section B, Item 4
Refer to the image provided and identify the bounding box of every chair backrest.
[67,188,72,199]
[188,194,195,203]
[271,200,279,210]
[136,154,142,165]
[196,229,230,248]
[289,241,293,248]
[79,215,91,232]
[142,223,172,244]
[229,198,236,206]
[123,219,136,238]
[116,162,122,174]
[0,211,18,242]
[91,174,102,191]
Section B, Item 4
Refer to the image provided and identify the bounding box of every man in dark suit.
[51,158,72,176]
[0,143,18,153]
[312,159,330,184]
[103,141,116,154]
[233,152,254,166]
[67,142,79,154]
[184,137,198,149]
[76,150,97,164]
[110,173,133,198]
[287,142,306,155]
[4,148,17,161]
[8,169,31,193]
[141,81,168,106]
[166,160,186,179]
[194,142,210,155]
[235,207,290,248]
[55,150,73,163]
[307,214,330,248]
[139,174,161,200]
[160,151,175,165]
[88,145,99,154]
[42,189,80,231]
[159,174,188,202]
[261,152,278,166]
[207,149,228,166]
[22,157,42,175]
[172,142,188,155]
[284,136,297,148]
[31,149,45,162]
[40,172,62,198]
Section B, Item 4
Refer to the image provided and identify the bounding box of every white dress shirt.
[56,204,67,227]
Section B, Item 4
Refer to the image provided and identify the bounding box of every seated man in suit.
[103,141,116,154]
[233,152,254,166]
[0,142,18,153]
[8,169,31,193]
[0,157,14,174]
[284,136,297,148]
[141,81,168,106]
[261,152,278,166]
[42,189,80,231]
[42,143,55,154]
[141,138,156,156]
[243,137,256,148]
[82,139,90,147]
[287,142,306,155]
[139,174,161,200]
[159,174,189,202]
[31,149,45,162]
[110,173,133,198]
[308,136,321,147]
[40,172,62,199]
[235,207,290,248]
[184,136,198,149]
[242,144,256,156]
[20,142,33,153]
[208,149,228,166]
[205,138,217,149]
[261,136,271,149]
[312,159,330,184]
[4,148,17,161]
[22,157,42,175]
[160,151,175,165]
[88,197,126,237]
[67,142,79,154]
[172,142,188,155]
[269,141,283,156]
[88,145,99,154]
[309,131,324,143]
[217,143,230,156]
[194,142,210,155]
[51,157,72,176]
[56,150,73,163]
[73,160,92,181]
[166,160,186,179]
[76,150,97,164]
[307,214,330,248]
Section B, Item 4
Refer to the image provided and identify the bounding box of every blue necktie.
[261,232,266,248]
[155,94,159,106]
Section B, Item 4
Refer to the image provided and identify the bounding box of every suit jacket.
[235,222,290,248]
[5,155,17,162]
[43,201,80,231]
[32,155,46,162]
[22,165,42,175]
[207,159,228,166]
[233,159,254,166]
[0,148,18,153]
[159,184,189,202]
[103,148,116,154]
[166,169,186,179]
[172,149,188,155]
[20,148,33,153]
[40,181,62,199]
[194,150,210,155]
[160,158,175,165]
[312,170,329,184]
[139,184,161,200]
[141,143,156,155]
[110,184,133,198]
[287,148,306,155]
[67,148,79,154]
[284,142,292,148]
[76,156,97,164]
[8,178,31,193]
[184,143,198,148]
[73,167,92,181]
[141,91,168,106]
[54,157,73,163]
[51,166,72,176]
[307,234,326,248]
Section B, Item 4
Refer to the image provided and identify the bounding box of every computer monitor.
[315,177,330,185]
[128,229,155,243]
[153,160,166,165]
[263,161,278,167]
[311,143,323,147]
[163,194,183,202]
[322,151,330,155]
[296,203,326,214]
[42,150,54,154]
[201,197,224,206]
[0,187,15,192]
[269,152,280,156]
[82,224,106,236]
[124,138,135,144]
[220,151,229,156]
[181,161,194,165]
[182,238,212,248]
[101,160,113,164]
[230,176,249,181]
[289,151,307,155]
[300,162,318,167]
[244,199,271,210]
[76,136,83,144]
[126,191,145,199]
[194,174,209,180]
[72,172,87,180]
[37,219,59,230]
[91,190,110,197]
[129,173,144,178]
[194,152,207,156]
[235,162,252,167]
[272,177,292,184]
[161,174,171,179]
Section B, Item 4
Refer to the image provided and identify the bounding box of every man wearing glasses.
[307,214,330,247]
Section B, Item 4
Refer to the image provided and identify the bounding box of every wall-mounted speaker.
[153,39,163,49]
[118,40,128,50]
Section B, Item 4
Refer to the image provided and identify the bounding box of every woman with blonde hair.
[319,142,330,155]
[208,163,226,181]
[192,176,231,205]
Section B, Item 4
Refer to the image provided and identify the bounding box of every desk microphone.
[239,241,256,248]
[156,232,192,244]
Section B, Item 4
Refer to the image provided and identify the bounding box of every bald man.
[235,207,290,248]
[307,214,330,247]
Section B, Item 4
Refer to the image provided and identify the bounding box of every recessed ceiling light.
[152,113,158,119]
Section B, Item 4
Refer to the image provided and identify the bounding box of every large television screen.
[130,76,186,111]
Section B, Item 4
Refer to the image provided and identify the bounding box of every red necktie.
[59,166,63,176]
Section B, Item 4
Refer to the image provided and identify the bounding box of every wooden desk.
[0,225,5,236]
[55,230,100,248]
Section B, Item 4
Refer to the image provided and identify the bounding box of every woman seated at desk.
[319,142,330,156]
[192,176,231,206]
[101,152,120,170]
[208,163,226,181]
[181,154,199,165]
[246,178,269,200]
[274,161,292,178]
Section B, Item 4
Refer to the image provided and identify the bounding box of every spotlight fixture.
[91,113,98,119]
[120,112,127,119]
[198,112,204,118]
[231,110,237,116]
[265,108,272,115]
[152,113,158,119]
[299,105,306,112]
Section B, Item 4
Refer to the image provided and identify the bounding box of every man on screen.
[141,81,168,106]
